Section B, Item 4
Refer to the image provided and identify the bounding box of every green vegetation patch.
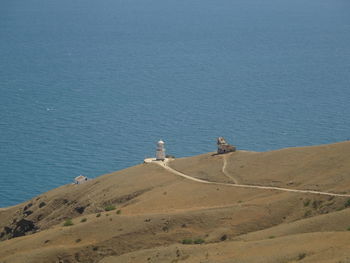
[303,199,310,207]
[63,219,74,227]
[182,239,193,244]
[104,205,116,211]
[80,218,87,223]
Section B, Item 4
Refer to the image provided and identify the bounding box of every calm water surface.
[1,0,350,207]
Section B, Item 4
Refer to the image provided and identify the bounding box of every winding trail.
[152,159,350,198]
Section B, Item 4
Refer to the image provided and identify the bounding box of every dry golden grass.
[1,141,350,262]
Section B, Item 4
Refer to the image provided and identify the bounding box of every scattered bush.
[75,238,81,243]
[194,238,205,244]
[63,219,73,227]
[304,210,312,218]
[268,236,275,239]
[220,234,227,241]
[312,200,322,209]
[96,213,101,218]
[347,227,350,231]
[104,205,116,211]
[345,199,350,208]
[80,218,87,223]
[116,210,121,215]
[182,239,193,244]
[303,199,310,207]
[298,253,306,260]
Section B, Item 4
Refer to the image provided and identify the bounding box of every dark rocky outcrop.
[12,219,37,238]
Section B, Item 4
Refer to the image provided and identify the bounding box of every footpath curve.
[152,159,350,198]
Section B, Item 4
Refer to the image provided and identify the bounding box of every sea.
[1,0,350,207]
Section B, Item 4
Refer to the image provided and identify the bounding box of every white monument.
[156,140,166,160]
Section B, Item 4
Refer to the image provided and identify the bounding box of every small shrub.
[96,213,101,217]
[220,234,227,241]
[345,199,350,208]
[63,219,73,227]
[298,253,306,260]
[116,210,121,215]
[347,226,350,231]
[104,205,116,211]
[312,200,322,209]
[75,238,81,243]
[303,199,310,207]
[194,238,205,244]
[304,210,312,218]
[268,235,275,239]
[80,218,87,223]
[182,239,192,244]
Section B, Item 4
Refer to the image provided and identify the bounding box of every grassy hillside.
[1,141,350,262]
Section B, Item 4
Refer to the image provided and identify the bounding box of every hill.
[1,141,350,262]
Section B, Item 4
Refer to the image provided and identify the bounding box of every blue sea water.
[1,0,350,207]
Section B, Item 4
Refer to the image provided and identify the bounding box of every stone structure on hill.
[74,175,88,184]
[156,140,166,160]
[217,137,236,154]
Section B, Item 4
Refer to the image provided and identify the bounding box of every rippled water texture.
[1,0,350,207]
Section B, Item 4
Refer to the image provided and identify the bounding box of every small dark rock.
[75,206,85,214]
[39,202,46,208]
[220,234,227,241]
[23,203,33,211]
[23,210,33,217]
[4,226,12,234]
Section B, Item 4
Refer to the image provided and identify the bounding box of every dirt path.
[221,154,239,184]
[154,160,350,198]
